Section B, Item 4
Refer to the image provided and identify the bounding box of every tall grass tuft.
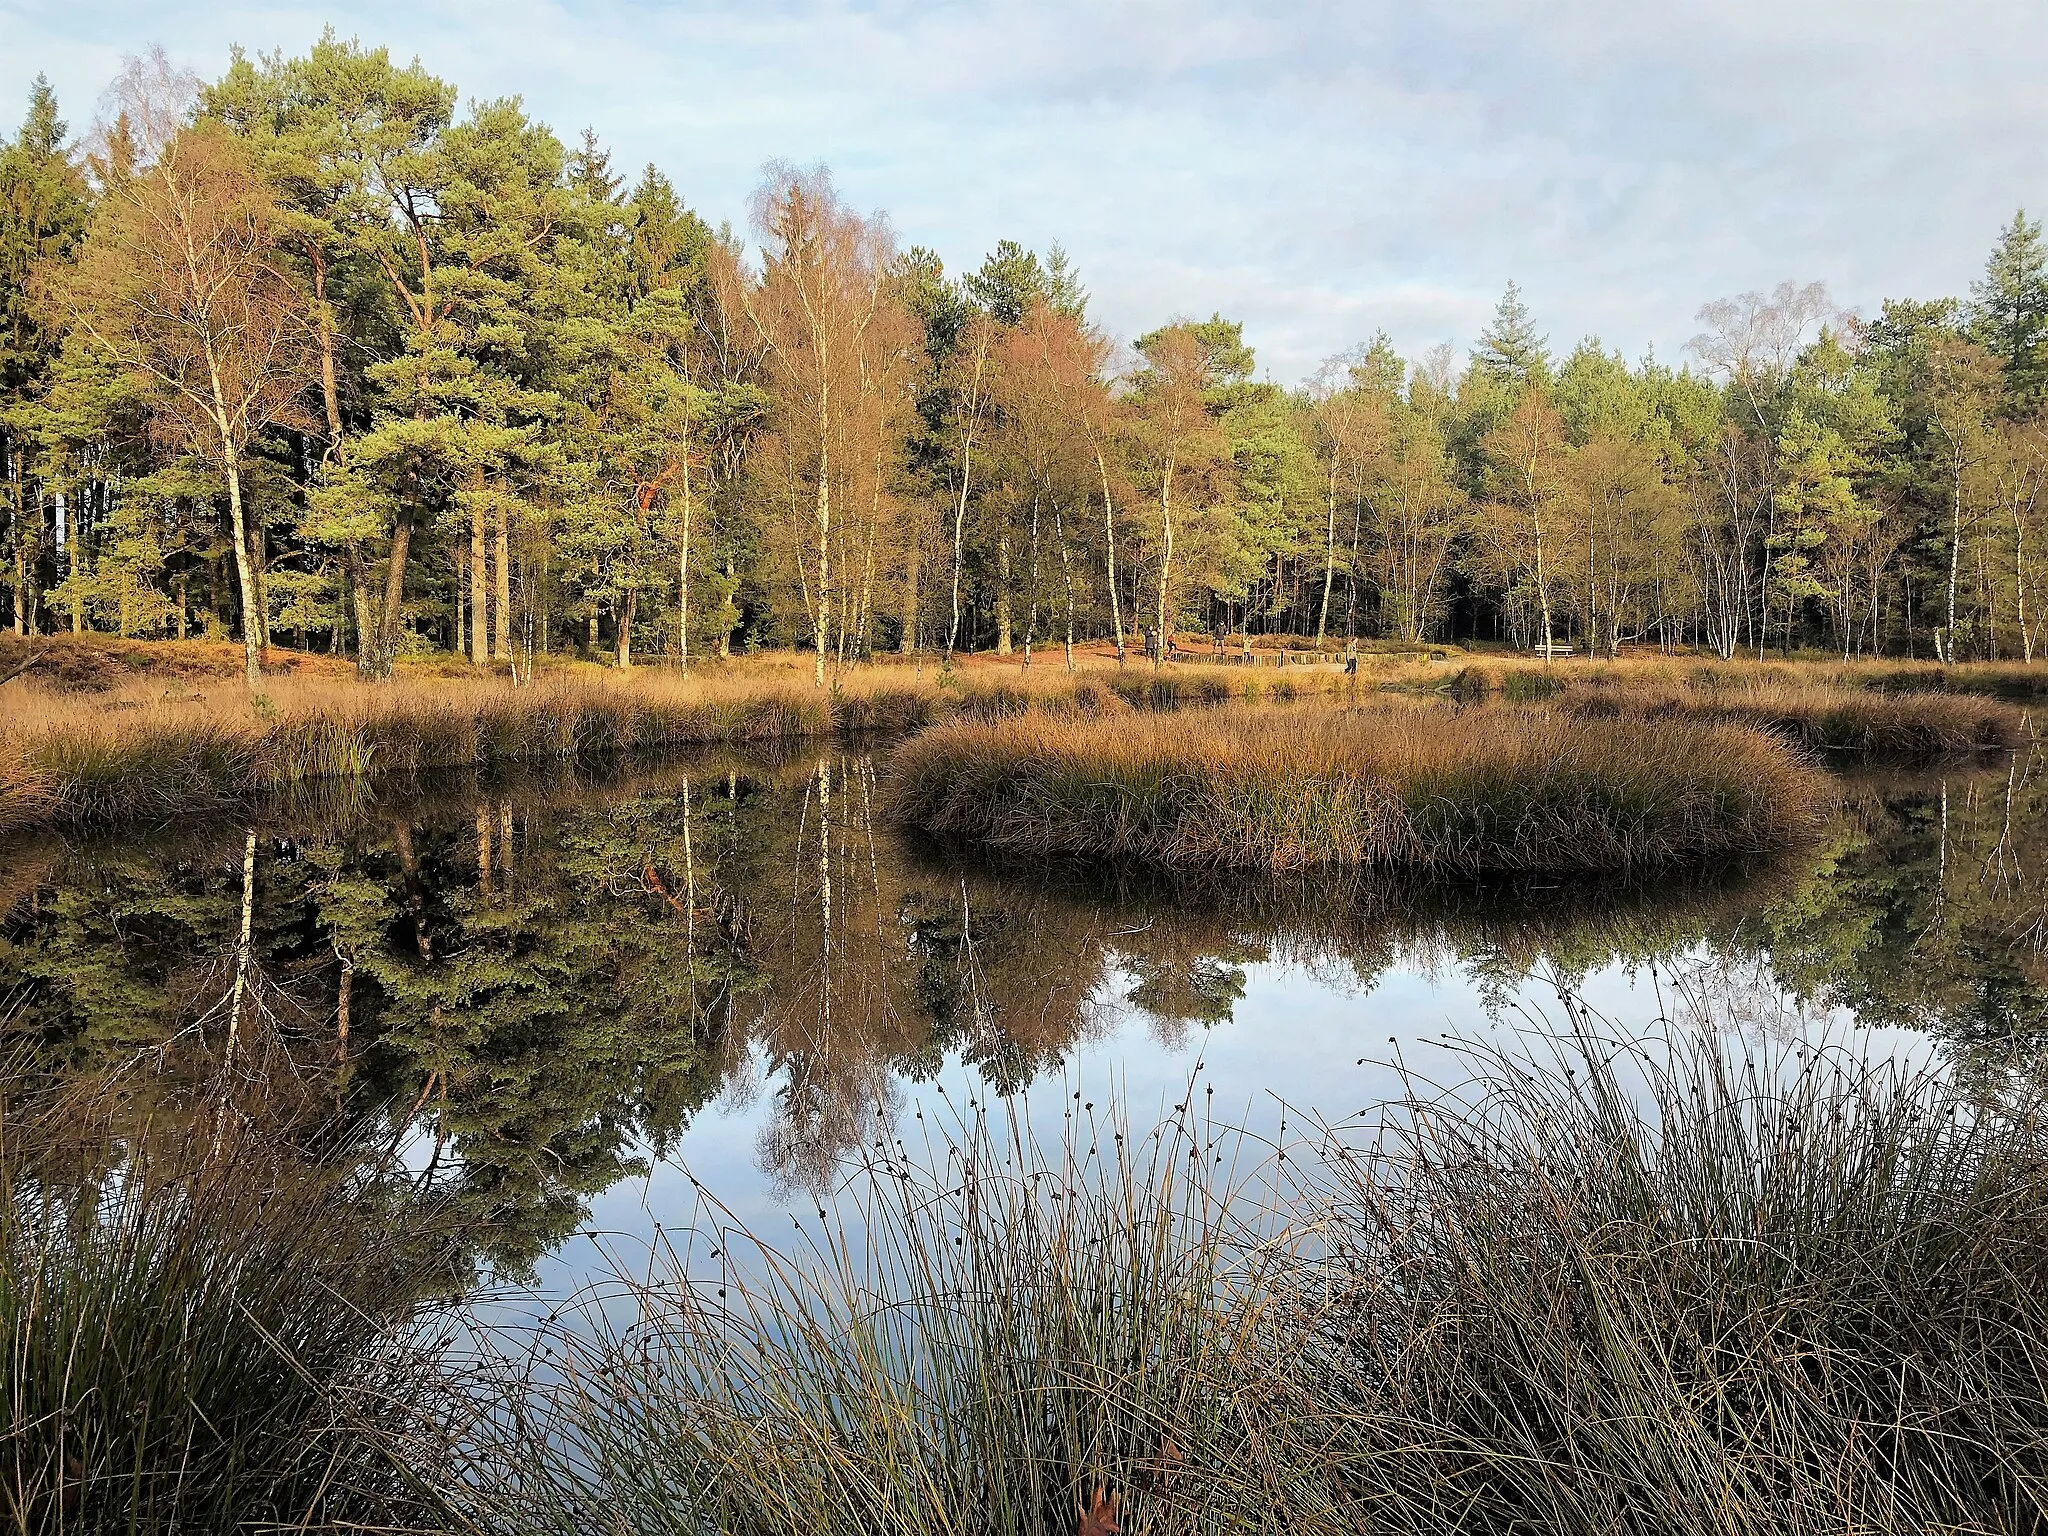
[462,1021,2048,1535]
[8,718,257,827]
[1299,1026,2048,1534]
[464,1096,1332,1536]
[886,704,1828,874]
[0,1119,457,1533]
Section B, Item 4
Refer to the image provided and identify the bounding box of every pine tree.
[1137,314,1254,386]
[623,165,712,303]
[1042,242,1087,320]
[1474,280,1551,388]
[964,239,1046,326]
[0,77,92,633]
[1970,209,2048,412]
[1,78,90,394]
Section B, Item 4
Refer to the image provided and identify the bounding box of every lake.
[4,743,2040,1298]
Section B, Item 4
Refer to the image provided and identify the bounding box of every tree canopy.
[6,42,2048,669]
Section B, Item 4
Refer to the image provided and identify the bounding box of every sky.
[5,0,2045,384]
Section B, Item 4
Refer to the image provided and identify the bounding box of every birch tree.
[41,123,312,689]
[731,164,897,685]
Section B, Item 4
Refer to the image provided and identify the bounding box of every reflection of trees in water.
[9,749,2048,1260]
[1753,753,2048,1083]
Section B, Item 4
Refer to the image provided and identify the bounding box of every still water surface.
[5,746,2042,1294]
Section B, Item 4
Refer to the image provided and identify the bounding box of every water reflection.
[5,747,2046,1277]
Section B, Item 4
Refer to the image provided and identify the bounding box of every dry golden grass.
[886,702,1830,875]
[0,658,1360,832]
[12,634,2011,838]
[1443,658,2028,760]
[1562,678,2023,760]
[0,672,828,832]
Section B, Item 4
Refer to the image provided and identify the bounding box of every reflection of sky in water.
[526,943,1940,1310]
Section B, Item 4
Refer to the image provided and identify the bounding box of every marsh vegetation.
[13,1017,2048,1534]
[888,703,1831,873]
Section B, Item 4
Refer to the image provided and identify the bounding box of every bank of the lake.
[0,659,1356,833]
[3,637,2028,836]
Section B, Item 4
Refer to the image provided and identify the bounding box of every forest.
[3,38,2048,695]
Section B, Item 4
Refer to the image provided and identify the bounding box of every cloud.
[4,0,2043,381]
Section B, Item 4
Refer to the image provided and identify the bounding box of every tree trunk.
[1317,464,1337,645]
[311,246,344,451]
[1154,459,1177,667]
[1098,446,1125,665]
[814,442,831,686]
[721,554,734,659]
[946,434,971,660]
[346,549,374,668]
[11,518,24,636]
[1057,505,1076,673]
[856,500,878,660]
[2018,505,2032,663]
[213,828,259,1156]
[899,534,921,655]
[1024,494,1040,666]
[470,493,488,665]
[249,518,271,652]
[1523,448,1553,664]
[335,949,352,1056]
[1945,464,1964,661]
[494,500,513,666]
[224,460,264,690]
[677,438,693,672]
[63,494,80,635]
[3,434,19,636]
[996,530,1013,655]
[371,507,414,681]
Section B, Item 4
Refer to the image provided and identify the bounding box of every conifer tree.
[0,77,91,634]
[1473,281,1551,388]
[1970,209,2048,413]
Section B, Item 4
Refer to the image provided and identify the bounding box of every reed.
[463,1094,1326,1536]
[885,704,1829,874]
